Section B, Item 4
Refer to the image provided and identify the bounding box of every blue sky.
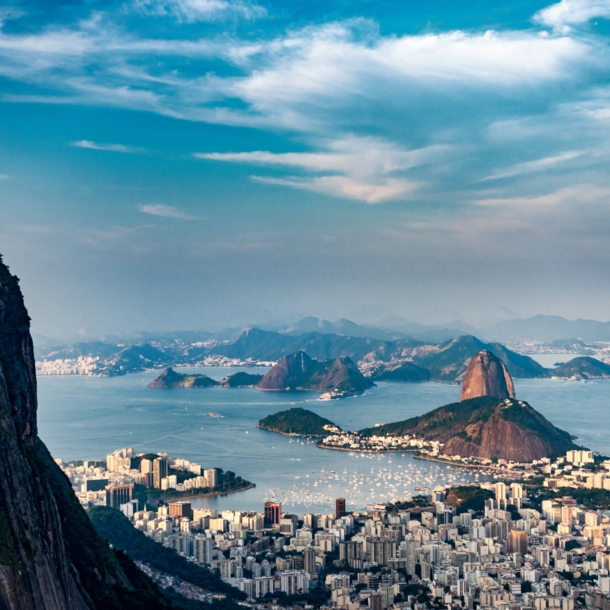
[1,0,610,336]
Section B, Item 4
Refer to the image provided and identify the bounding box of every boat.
[206,412,223,418]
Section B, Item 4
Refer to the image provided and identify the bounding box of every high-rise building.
[264,501,281,527]
[106,484,133,509]
[508,530,528,554]
[194,535,214,565]
[153,457,169,489]
[304,548,316,575]
[169,501,193,520]
[204,468,218,489]
[336,497,346,519]
[140,459,153,474]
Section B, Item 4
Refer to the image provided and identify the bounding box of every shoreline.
[258,426,327,438]
[315,443,418,454]
[148,482,256,502]
[413,454,521,474]
[315,443,523,475]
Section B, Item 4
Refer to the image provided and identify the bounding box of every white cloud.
[132,0,265,21]
[139,204,198,219]
[196,137,441,203]
[482,151,584,180]
[535,0,610,31]
[0,174,9,179]
[72,140,139,153]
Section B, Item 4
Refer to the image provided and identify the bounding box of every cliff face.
[460,350,515,401]
[257,351,374,395]
[0,256,172,610]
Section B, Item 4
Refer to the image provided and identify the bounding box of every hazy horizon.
[2,0,610,337]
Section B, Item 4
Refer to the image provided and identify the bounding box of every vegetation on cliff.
[89,507,245,601]
[259,408,341,436]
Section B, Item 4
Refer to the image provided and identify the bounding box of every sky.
[1,0,610,337]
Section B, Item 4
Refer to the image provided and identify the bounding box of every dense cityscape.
[53,444,610,610]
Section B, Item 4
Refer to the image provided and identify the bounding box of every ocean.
[36,363,610,514]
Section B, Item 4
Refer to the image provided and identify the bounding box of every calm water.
[36,366,610,514]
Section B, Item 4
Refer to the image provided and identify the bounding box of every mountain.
[372,362,431,382]
[220,372,264,387]
[0,256,178,609]
[483,314,610,343]
[276,317,411,341]
[460,350,515,401]
[259,408,341,436]
[210,327,421,362]
[552,357,610,379]
[147,367,219,388]
[411,335,547,381]
[257,351,375,395]
[361,396,577,462]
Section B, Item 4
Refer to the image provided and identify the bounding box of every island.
[551,356,610,379]
[220,371,264,387]
[257,351,374,397]
[258,407,342,436]
[147,367,219,388]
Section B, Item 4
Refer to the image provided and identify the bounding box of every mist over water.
[36,367,610,513]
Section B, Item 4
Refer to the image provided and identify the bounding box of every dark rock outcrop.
[257,351,374,395]
[0,256,174,609]
[147,367,219,388]
[460,350,515,401]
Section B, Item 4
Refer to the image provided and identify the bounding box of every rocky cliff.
[460,350,515,401]
[0,256,174,609]
[257,351,374,395]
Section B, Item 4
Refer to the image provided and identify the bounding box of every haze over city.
[1,0,610,336]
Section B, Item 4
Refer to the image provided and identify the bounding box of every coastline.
[315,443,418,454]
[148,482,256,502]
[258,426,327,438]
[413,454,519,474]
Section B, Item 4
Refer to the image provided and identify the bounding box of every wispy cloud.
[197,138,444,203]
[0,174,9,180]
[139,204,199,219]
[482,151,584,180]
[535,0,610,31]
[132,0,266,21]
[72,140,140,153]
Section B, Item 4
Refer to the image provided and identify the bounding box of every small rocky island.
[257,351,374,397]
[147,367,263,388]
[147,367,219,388]
[259,408,341,436]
